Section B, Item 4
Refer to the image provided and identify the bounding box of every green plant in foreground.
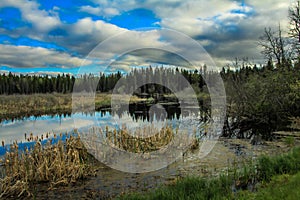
[284,136,295,147]
[118,176,233,200]
[118,147,300,200]
[237,172,300,200]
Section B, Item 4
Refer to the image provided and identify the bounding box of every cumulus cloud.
[0,0,61,31]
[79,5,102,16]
[0,0,293,70]
[0,44,91,68]
[103,8,119,16]
[79,5,119,17]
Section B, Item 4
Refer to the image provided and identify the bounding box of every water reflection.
[0,103,190,144]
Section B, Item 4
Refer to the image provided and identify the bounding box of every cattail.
[113,129,117,145]
[25,147,29,154]
[24,133,27,140]
[13,141,18,150]
[1,140,4,147]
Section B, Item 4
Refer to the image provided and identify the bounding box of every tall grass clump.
[257,147,300,182]
[284,136,295,147]
[0,135,96,198]
[118,176,233,200]
[105,124,175,153]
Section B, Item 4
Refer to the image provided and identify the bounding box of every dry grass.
[105,124,175,153]
[0,93,145,121]
[0,135,96,199]
[88,123,198,155]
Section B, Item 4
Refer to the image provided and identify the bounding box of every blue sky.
[0,0,291,75]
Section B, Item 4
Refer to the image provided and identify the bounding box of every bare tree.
[289,0,300,55]
[259,24,289,67]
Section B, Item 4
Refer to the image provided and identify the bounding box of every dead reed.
[104,124,180,153]
[0,135,96,198]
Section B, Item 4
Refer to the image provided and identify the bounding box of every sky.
[0,0,292,75]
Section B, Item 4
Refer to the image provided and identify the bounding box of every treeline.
[0,67,209,95]
[0,71,122,94]
[105,66,207,95]
[73,66,209,95]
[0,72,75,94]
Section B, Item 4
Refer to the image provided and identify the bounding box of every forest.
[0,67,206,95]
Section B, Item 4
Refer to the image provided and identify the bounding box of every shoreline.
[0,93,146,122]
[1,137,297,199]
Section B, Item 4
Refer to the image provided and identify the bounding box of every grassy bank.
[0,93,144,121]
[118,146,300,200]
[237,172,300,200]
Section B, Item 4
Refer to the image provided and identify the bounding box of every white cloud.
[80,5,102,16]
[0,44,91,68]
[70,17,125,38]
[79,5,119,18]
[0,0,293,70]
[0,0,61,31]
[103,8,119,16]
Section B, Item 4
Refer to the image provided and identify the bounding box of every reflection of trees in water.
[111,103,181,122]
[0,111,73,123]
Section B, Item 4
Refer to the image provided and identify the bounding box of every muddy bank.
[27,137,298,199]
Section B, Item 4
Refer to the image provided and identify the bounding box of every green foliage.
[118,147,300,200]
[237,172,300,200]
[222,65,300,139]
[118,176,233,200]
[258,147,300,181]
[284,136,295,147]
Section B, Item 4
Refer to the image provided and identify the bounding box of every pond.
[0,101,290,198]
[0,103,201,155]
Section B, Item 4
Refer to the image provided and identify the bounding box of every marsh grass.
[0,93,71,120]
[118,147,300,200]
[101,123,199,154]
[0,135,96,198]
[117,175,234,200]
[284,136,295,147]
[0,93,144,121]
[105,124,175,153]
[237,172,300,200]
[257,147,300,182]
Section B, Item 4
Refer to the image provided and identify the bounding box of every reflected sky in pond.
[0,103,204,152]
[0,111,112,144]
[0,110,187,144]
